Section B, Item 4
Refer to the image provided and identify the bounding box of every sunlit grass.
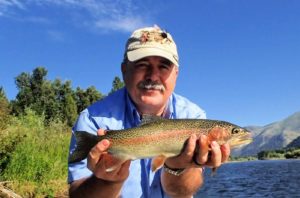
[0,109,71,197]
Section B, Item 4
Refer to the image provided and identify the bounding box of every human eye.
[159,59,173,69]
[135,61,149,68]
[159,61,172,70]
[159,64,169,70]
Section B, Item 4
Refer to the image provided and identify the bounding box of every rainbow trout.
[69,116,252,171]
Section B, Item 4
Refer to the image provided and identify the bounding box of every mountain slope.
[232,111,300,156]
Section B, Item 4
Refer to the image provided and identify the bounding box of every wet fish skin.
[69,117,252,169]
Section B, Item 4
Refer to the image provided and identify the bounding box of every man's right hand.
[87,129,131,182]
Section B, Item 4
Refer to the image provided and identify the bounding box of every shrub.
[1,109,71,197]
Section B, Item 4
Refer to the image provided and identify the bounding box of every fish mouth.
[229,133,253,148]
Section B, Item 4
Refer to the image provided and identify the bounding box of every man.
[68,26,230,198]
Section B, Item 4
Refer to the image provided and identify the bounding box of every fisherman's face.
[122,56,178,115]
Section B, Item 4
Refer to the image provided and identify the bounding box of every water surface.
[196,159,300,197]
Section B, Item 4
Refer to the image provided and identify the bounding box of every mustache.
[137,80,165,92]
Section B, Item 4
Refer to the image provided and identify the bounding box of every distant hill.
[232,111,300,156]
[286,136,300,148]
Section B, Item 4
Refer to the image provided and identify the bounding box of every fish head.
[228,126,252,148]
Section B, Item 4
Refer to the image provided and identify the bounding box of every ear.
[175,66,179,77]
[121,63,127,75]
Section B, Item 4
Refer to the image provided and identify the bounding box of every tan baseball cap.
[125,26,179,66]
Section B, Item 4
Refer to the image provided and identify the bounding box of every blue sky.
[0,0,299,127]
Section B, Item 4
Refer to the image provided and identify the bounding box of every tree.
[12,67,48,116]
[63,94,78,127]
[109,76,124,94]
[11,66,107,125]
[11,67,74,123]
[0,87,10,129]
[75,86,103,113]
[12,72,33,115]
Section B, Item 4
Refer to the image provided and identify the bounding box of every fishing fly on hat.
[125,25,179,66]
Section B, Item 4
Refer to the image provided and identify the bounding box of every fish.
[69,116,252,171]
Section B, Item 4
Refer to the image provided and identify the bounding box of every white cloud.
[0,0,152,33]
[55,0,150,32]
[0,0,25,9]
[95,17,145,33]
[0,0,25,17]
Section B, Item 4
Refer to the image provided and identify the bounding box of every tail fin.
[69,131,101,164]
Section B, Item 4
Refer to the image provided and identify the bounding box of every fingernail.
[211,141,219,147]
[191,134,196,140]
[102,139,110,147]
[200,134,207,140]
[98,129,106,136]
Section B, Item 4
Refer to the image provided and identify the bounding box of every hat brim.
[127,47,179,66]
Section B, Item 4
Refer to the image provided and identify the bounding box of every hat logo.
[140,30,172,44]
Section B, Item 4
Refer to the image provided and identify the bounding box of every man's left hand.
[164,134,231,170]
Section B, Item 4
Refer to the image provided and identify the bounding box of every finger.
[210,141,222,168]
[164,134,197,169]
[117,160,131,178]
[220,143,231,163]
[87,139,110,171]
[96,160,120,181]
[196,135,209,165]
[97,128,107,136]
[183,134,197,157]
[99,159,131,182]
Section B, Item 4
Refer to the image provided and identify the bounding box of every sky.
[0,0,299,127]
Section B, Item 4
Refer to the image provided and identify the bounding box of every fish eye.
[232,128,240,134]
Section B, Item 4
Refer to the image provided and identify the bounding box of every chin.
[140,95,164,106]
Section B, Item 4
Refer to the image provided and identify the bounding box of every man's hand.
[194,134,230,169]
[69,129,131,198]
[87,129,131,182]
[164,134,231,170]
[161,134,231,198]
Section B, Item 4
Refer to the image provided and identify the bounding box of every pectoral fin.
[151,155,167,172]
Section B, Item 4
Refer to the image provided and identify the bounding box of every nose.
[145,66,160,81]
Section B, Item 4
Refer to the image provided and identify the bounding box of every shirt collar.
[162,95,174,119]
[124,89,174,125]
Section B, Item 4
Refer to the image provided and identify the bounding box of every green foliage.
[11,67,104,126]
[109,76,124,94]
[257,147,300,160]
[13,67,48,116]
[0,87,11,130]
[75,86,103,113]
[257,150,284,160]
[0,109,70,197]
[63,94,77,126]
[0,124,23,174]
[229,156,257,162]
[0,67,124,196]
[0,109,44,175]
[285,149,300,159]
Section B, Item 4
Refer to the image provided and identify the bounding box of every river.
[195,159,300,197]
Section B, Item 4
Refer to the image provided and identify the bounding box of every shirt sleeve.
[172,93,206,119]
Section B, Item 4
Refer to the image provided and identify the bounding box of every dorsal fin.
[140,114,165,125]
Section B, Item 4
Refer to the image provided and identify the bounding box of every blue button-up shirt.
[68,87,206,198]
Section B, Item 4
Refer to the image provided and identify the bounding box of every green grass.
[0,109,71,197]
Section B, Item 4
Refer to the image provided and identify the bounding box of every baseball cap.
[125,26,179,66]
